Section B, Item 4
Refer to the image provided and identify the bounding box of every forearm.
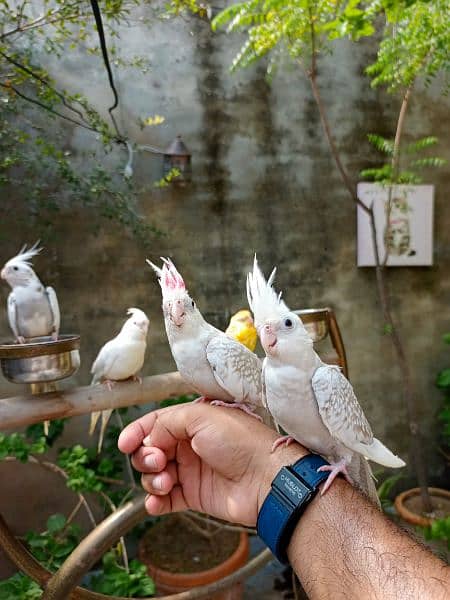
[287,478,449,599]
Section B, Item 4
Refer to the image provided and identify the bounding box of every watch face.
[272,467,312,509]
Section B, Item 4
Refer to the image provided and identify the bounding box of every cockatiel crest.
[146,257,186,299]
[246,256,290,328]
[1,242,42,284]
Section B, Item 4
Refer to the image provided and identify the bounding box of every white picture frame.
[357,183,434,267]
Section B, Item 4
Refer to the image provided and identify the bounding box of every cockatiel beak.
[0,268,6,280]
[260,321,277,354]
[137,322,148,334]
[170,298,186,327]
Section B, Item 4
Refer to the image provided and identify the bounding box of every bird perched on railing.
[147,258,262,418]
[0,242,60,344]
[225,309,258,352]
[247,256,405,504]
[90,308,149,452]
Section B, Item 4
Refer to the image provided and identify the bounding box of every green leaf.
[437,369,450,389]
[0,573,42,599]
[46,514,66,534]
[406,136,439,154]
[442,333,450,345]
[367,134,394,155]
[90,551,155,597]
[410,157,446,170]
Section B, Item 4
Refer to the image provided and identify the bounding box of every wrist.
[256,440,308,514]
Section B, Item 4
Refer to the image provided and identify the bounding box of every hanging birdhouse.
[162,135,191,185]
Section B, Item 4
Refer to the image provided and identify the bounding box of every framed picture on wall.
[357,183,434,267]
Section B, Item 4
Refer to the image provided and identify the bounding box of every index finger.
[117,402,212,455]
[118,410,158,454]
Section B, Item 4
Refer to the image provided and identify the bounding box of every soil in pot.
[395,487,450,527]
[140,514,241,574]
[139,514,249,600]
[403,494,450,521]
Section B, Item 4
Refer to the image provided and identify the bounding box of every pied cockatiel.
[1,243,60,344]
[147,258,262,417]
[90,307,149,452]
[247,257,405,501]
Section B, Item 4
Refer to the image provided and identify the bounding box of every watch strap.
[257,453,329,564]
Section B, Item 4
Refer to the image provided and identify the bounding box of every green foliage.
[25,514,81,571]
[57,445,104,493]
[436,335,450,446]
[0,573,42,600]
[159,393,198,408]
[366,0,450,92]
[0,432,47,462]
[0,0,163,246]
[89,550,155,597]
[421,516,450,549]
[362,134,446,185]
[26,419,66,447]
[212,0,375,74]
[376,472,403,512]
[154,167,182,188]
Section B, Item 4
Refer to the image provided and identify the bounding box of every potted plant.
[138,513,249,599]
[394,333,450,526]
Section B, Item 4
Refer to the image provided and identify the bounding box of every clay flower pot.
[138,516,249,600]
[394,487,450,527]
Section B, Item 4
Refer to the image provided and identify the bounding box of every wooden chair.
[294,307,348,379]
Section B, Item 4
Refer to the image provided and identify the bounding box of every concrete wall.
[1,2,449,574]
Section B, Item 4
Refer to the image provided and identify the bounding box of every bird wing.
[261,358,269,411]
[91,340,119,382]
[45,287,60,334]
[206,335,262,405]
[312,365,374,453]
[7,294,19,339]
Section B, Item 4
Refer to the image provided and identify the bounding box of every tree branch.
[304,15,432,512]
[0,3,83,40]
[382,84,413,266]
[0,50,89,123]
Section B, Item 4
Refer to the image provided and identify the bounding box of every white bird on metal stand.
[1,242,60,344]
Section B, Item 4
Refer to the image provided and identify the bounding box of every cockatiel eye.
[284,318,293,328]
[13,266,19,271]
[191,300,195,308]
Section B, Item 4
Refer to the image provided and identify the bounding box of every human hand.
[118,403,306,526]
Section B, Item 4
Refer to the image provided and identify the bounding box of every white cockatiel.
[1,243,60,343]
[147,258,262,417]
[90,308,149,452]
[247,257,405,501]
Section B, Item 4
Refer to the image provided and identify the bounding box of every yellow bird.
[225,309,258,352]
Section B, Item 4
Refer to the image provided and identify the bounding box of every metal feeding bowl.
[294,308,329,342]
[0,334,80,389]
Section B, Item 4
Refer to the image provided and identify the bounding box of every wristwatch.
[256,453,330,564]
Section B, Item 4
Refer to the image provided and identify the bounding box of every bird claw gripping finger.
[317,459,353,495]
[210,400,263,421]
[51,331,58,342]
[271,435,295,453]
[132,375,142,384]
[16,336,26,345]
